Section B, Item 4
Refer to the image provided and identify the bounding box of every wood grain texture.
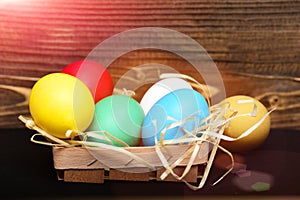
[109,169,150,181]
[64,169,104,183]
[52,144,208,170]
[52,146,205,183]
[0,0,299,129]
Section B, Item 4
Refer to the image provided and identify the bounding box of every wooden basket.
[52,142,211,184]
[18,115,222,188]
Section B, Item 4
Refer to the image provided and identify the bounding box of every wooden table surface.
[0,0,299,130]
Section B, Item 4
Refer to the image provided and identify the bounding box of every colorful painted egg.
[29,73,95,139]
[221,95,271,152]
[142,88,210,146]
[87,95,145,147]
[140,78,192,115]
[62,60,113,103]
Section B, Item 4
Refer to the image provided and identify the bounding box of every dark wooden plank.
[0,0,299,129]
[64,169,104,183]
[109,169,150,181]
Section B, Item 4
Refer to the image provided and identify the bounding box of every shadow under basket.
[52,142,211,184]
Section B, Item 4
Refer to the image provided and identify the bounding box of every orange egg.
[221,95,271,152]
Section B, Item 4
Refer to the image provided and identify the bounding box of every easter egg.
[62,60,114,103]
[142,89,210,146]
[140,78,192,115]
[29,73,95,139]
[221,95,271,152]
[87,95,145,147]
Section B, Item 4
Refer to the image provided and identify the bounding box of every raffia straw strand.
[102,131,130,147]
[30,134,71,147]
[18,115,70,146]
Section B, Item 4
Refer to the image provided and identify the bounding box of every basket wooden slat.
[52,142,209,183]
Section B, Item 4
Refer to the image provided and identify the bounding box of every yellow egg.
[29,73,95,139]
[221,95,271,152]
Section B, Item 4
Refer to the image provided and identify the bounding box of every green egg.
[87,94,145,147]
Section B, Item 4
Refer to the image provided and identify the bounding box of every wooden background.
[0,0,299,129]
